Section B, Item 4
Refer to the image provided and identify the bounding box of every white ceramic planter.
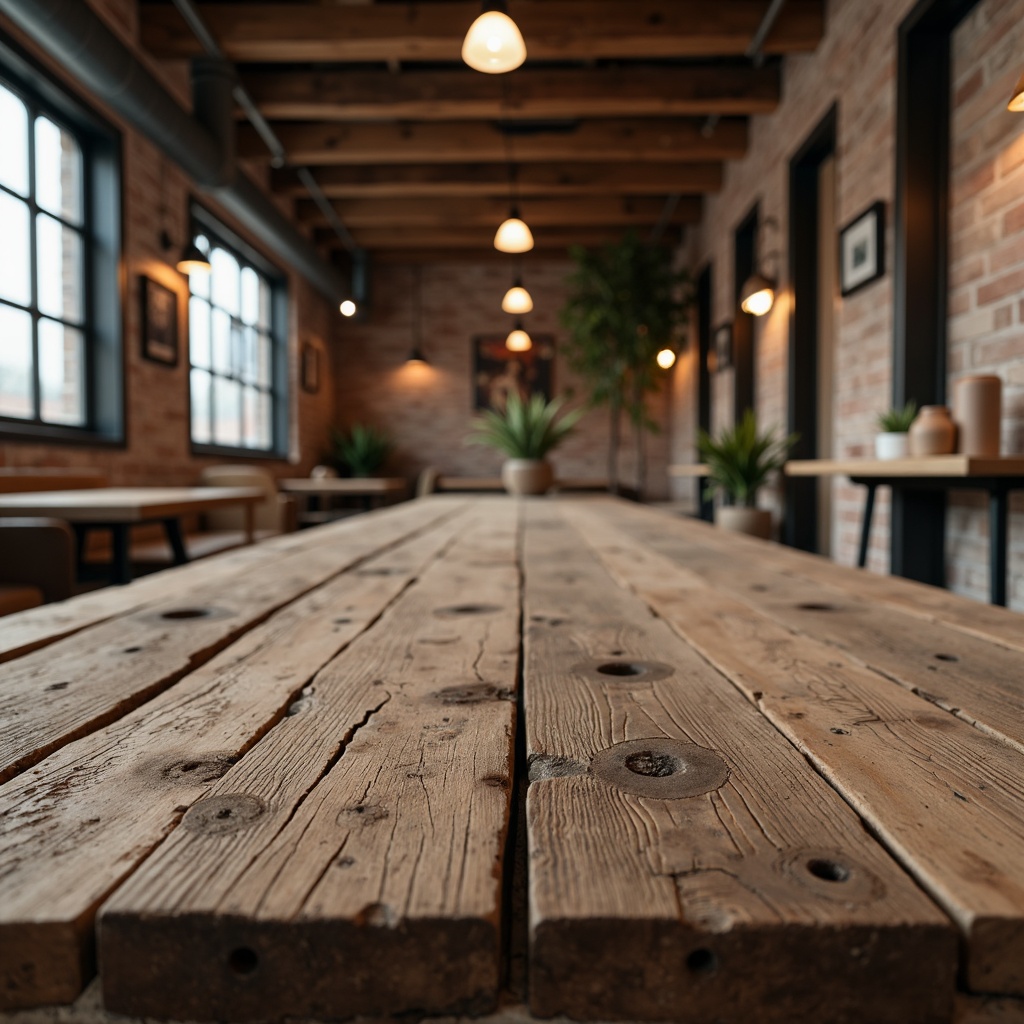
[501,458,554,496]
[875,432,909,460]
[715,506,772,540]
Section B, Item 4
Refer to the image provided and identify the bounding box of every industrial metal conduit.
[0,0,346,303]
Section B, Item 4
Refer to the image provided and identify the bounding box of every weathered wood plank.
[565,499,1024,996]
[97,503,521,1021]
[585,500,1024,754]
[0,507,471,1011]
[522,503,954,1022]
[0,500,465,784]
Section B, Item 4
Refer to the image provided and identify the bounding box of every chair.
[0,517,74,615]
[199,465,297,535]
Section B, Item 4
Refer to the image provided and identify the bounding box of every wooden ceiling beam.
[241,118,746,164]
[297,195,701,229]
[141,2,823,62]
[272,162,724,199]
[242,65,779,122]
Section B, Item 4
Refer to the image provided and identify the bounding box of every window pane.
[0,83,29,196]
[257,333,272,388]
[212,375,241,447]
[256,390,272,449]
[189,296,211,368]
[37,214,83,322]
[241,266,260,326]
[242,386,261,447]
[240,326,259,384]
[190,368,212,445]
[38,318,85,425]
[259,279,271,329]
[210,247,239,317]
[211,307,232,375]
[0,303,33,419]
[0,191,31,307]
[35,116,83,225]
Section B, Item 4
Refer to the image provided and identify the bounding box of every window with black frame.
[186,222,284,454]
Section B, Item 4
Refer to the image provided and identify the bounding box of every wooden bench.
[1,496,1023,1024]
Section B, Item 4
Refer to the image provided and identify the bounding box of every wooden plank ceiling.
[139,1,825,262]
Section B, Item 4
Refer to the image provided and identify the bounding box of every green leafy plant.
[331,424,393,477]
[697,410,798,508]
[561,231,692,496]
[468,392,583,460]
[877,400,917,433]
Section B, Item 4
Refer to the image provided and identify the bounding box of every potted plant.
[875,401,916,460]
[561,232,691,497]
[468,392,583,495]
[697,410,797,539]
[331,424,394,477]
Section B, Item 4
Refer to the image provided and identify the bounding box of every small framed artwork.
[473,334,555,411]
[301,342,320,394]
[712,322,733,373]
[839,201,885,297]
[140,276,179,366]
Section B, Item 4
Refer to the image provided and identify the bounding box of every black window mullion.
[27,106,41,424]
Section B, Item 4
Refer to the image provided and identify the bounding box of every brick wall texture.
[671,0,1024,610]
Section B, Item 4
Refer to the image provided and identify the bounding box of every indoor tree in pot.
[331,424,394,477]
[697,410,797,539]
[874,400,916,459]
[468,392,583,495]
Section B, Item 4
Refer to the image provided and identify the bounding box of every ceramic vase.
[875,433,909,460]
[954,375,1001,456]
[502,458,554,496]
[908,406,956,457]
[716,506,772,540]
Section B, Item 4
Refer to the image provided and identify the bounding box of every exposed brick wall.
[947,0,1024,606]
[332,260,672,499]
[0,0,337,486]
[672,0,1024,608]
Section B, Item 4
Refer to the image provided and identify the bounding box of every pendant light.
[501,276,533,314]
[1009,71,1024,111]
[494,207,534,253]
[406,266,429,365]
[176,240,211,276]
[739,271,775,316]
[462,1,526,75]
[505,321,532,352]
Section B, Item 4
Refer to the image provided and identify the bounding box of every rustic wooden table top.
[278,477,408,495]
[1,496,1023,1024]
[0,486,265,522]
[785,455,1024,478]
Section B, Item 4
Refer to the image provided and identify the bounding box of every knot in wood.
[777,848,886,904]
[573,658,675,684]
[591,738,729,799]
[182,794,266,835]
[433,603,502,617]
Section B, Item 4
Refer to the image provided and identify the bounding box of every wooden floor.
[2,496,1024,1023]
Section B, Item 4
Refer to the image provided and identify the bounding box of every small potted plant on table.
[468,392,582,495]
[875,401,916,460]
[332,424,394,477]
[698,410,797,539]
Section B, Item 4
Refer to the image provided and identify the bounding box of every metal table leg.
[857,483,877,569]
[989,486,1009,607]
[111,525,132,585]
[163,518,190,566]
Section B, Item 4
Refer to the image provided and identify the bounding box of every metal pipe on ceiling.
[746,0,787,68]
[0,0,346,303]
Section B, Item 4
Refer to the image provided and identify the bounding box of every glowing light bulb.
[494,216,534,253]
[741,288,774,316]
[656,348,676,369]
[461,5,526,74]
[502,284,533,314]
[506,327,532,352]
[339,299,357,317]
[1009,71,1024,111]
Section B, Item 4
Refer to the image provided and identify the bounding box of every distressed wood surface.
[97,502,521,1021]
[564,500,1024,995]
[522,503,954,1023]
[0,507,472,1011]
[0,501,463,784]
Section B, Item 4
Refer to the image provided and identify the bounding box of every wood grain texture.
[0,508,471,1011]
[0,501,464,784]
[97,503,521,1021]
[522,503,954,1023]
[586,500,1024,754]
[565,499,1024,995]
[784,455,1024,477]
[0,488,263,522]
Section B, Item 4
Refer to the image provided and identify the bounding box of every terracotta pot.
[875,432,909,460]
[954,375,1002,456]
[908,405,956,457]
[716,506,772,540]
[502,458,554,496]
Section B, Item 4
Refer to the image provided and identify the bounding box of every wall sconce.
[406,266,428,364]
[176,239,211,276]
[739,217,779,317]
[462,0,526,74]
[1009,71,1024,111]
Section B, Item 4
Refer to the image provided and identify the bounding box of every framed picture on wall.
[301,342,320,394]
[473,335,555,412]
[140,276,179,366]
[839,201,885,297]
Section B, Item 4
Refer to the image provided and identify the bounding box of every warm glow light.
[656,348,676,369]
[176,241,211,276]
[494,216,534,253]
[339,299,357,317]
[461,3,526,74]
[506,327,532,352]
[739,272,775,316]
[406,348,428,365]
[502,284,533,314]
[1009,71,1024,111]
